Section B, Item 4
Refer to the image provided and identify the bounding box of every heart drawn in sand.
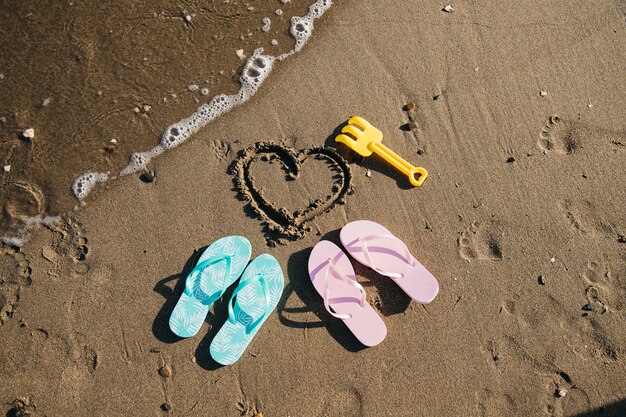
[229,141,354,243]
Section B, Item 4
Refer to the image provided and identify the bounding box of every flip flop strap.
[228,273,271,334]
[184,254,232,305]
[323,258,367,320]
[357,233,415,279]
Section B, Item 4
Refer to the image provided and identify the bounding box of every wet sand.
[0,0,314,236]
[1,0,626,416]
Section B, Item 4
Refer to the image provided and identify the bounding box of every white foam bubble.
[262,17,271,32]
[119,146,164,176]
[290,0,331,53]
[0,215,63,247]
[119,49,275,178]
[74,0,333,198]
[72,172,109,201]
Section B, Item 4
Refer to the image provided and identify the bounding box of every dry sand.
[1,0,626,416]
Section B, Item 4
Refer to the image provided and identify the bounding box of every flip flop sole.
[169,236,252,338]
[340,220,439,304]
[309,240,387,347]
[210,254,284,365]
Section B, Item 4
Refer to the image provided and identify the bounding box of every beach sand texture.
[1,0,626,416]
[0,0,313,236]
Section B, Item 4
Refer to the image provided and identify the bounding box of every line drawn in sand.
[229,141,353,244]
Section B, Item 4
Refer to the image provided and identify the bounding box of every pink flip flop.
[340,220,439,304]
[308,240,387,347]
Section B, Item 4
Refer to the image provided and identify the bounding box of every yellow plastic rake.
[335,116,428,187]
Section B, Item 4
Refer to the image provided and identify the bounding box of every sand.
[0,0,314,235]
[1,0,626,416]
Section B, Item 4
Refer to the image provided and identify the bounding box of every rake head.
[335,116,383,157]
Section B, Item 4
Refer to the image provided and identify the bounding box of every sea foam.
[72,172,109,201]
[75,0,333,200]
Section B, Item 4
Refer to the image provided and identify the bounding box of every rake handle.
[370,142,428,187]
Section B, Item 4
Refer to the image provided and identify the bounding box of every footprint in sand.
[0,180,46,234]
[211,139,232,160]
[500,288,564,329]
[581,256,626,314]
[538,115,626,156]
[319,386,364,417]
[42,217,90,277]
[475,388,517,417]
[538,116,580,155]
[458,220,504,262]
[544,371,591,417]
[479,336,590,417]
[0,246,31,324]
[3,181,46,219]
[561,199,617,239]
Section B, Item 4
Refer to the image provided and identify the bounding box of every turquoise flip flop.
[210,254,284,365]
[169,236,252,338]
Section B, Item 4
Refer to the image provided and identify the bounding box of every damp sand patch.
[73,0,334,202]
[0,0,334,245]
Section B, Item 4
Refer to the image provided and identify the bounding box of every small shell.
[236,49,245,59]
[443,5,454,13]
[406,101,416,110]
[22,128,35,138]
[540,90,548,97]
[3,165,10,172]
